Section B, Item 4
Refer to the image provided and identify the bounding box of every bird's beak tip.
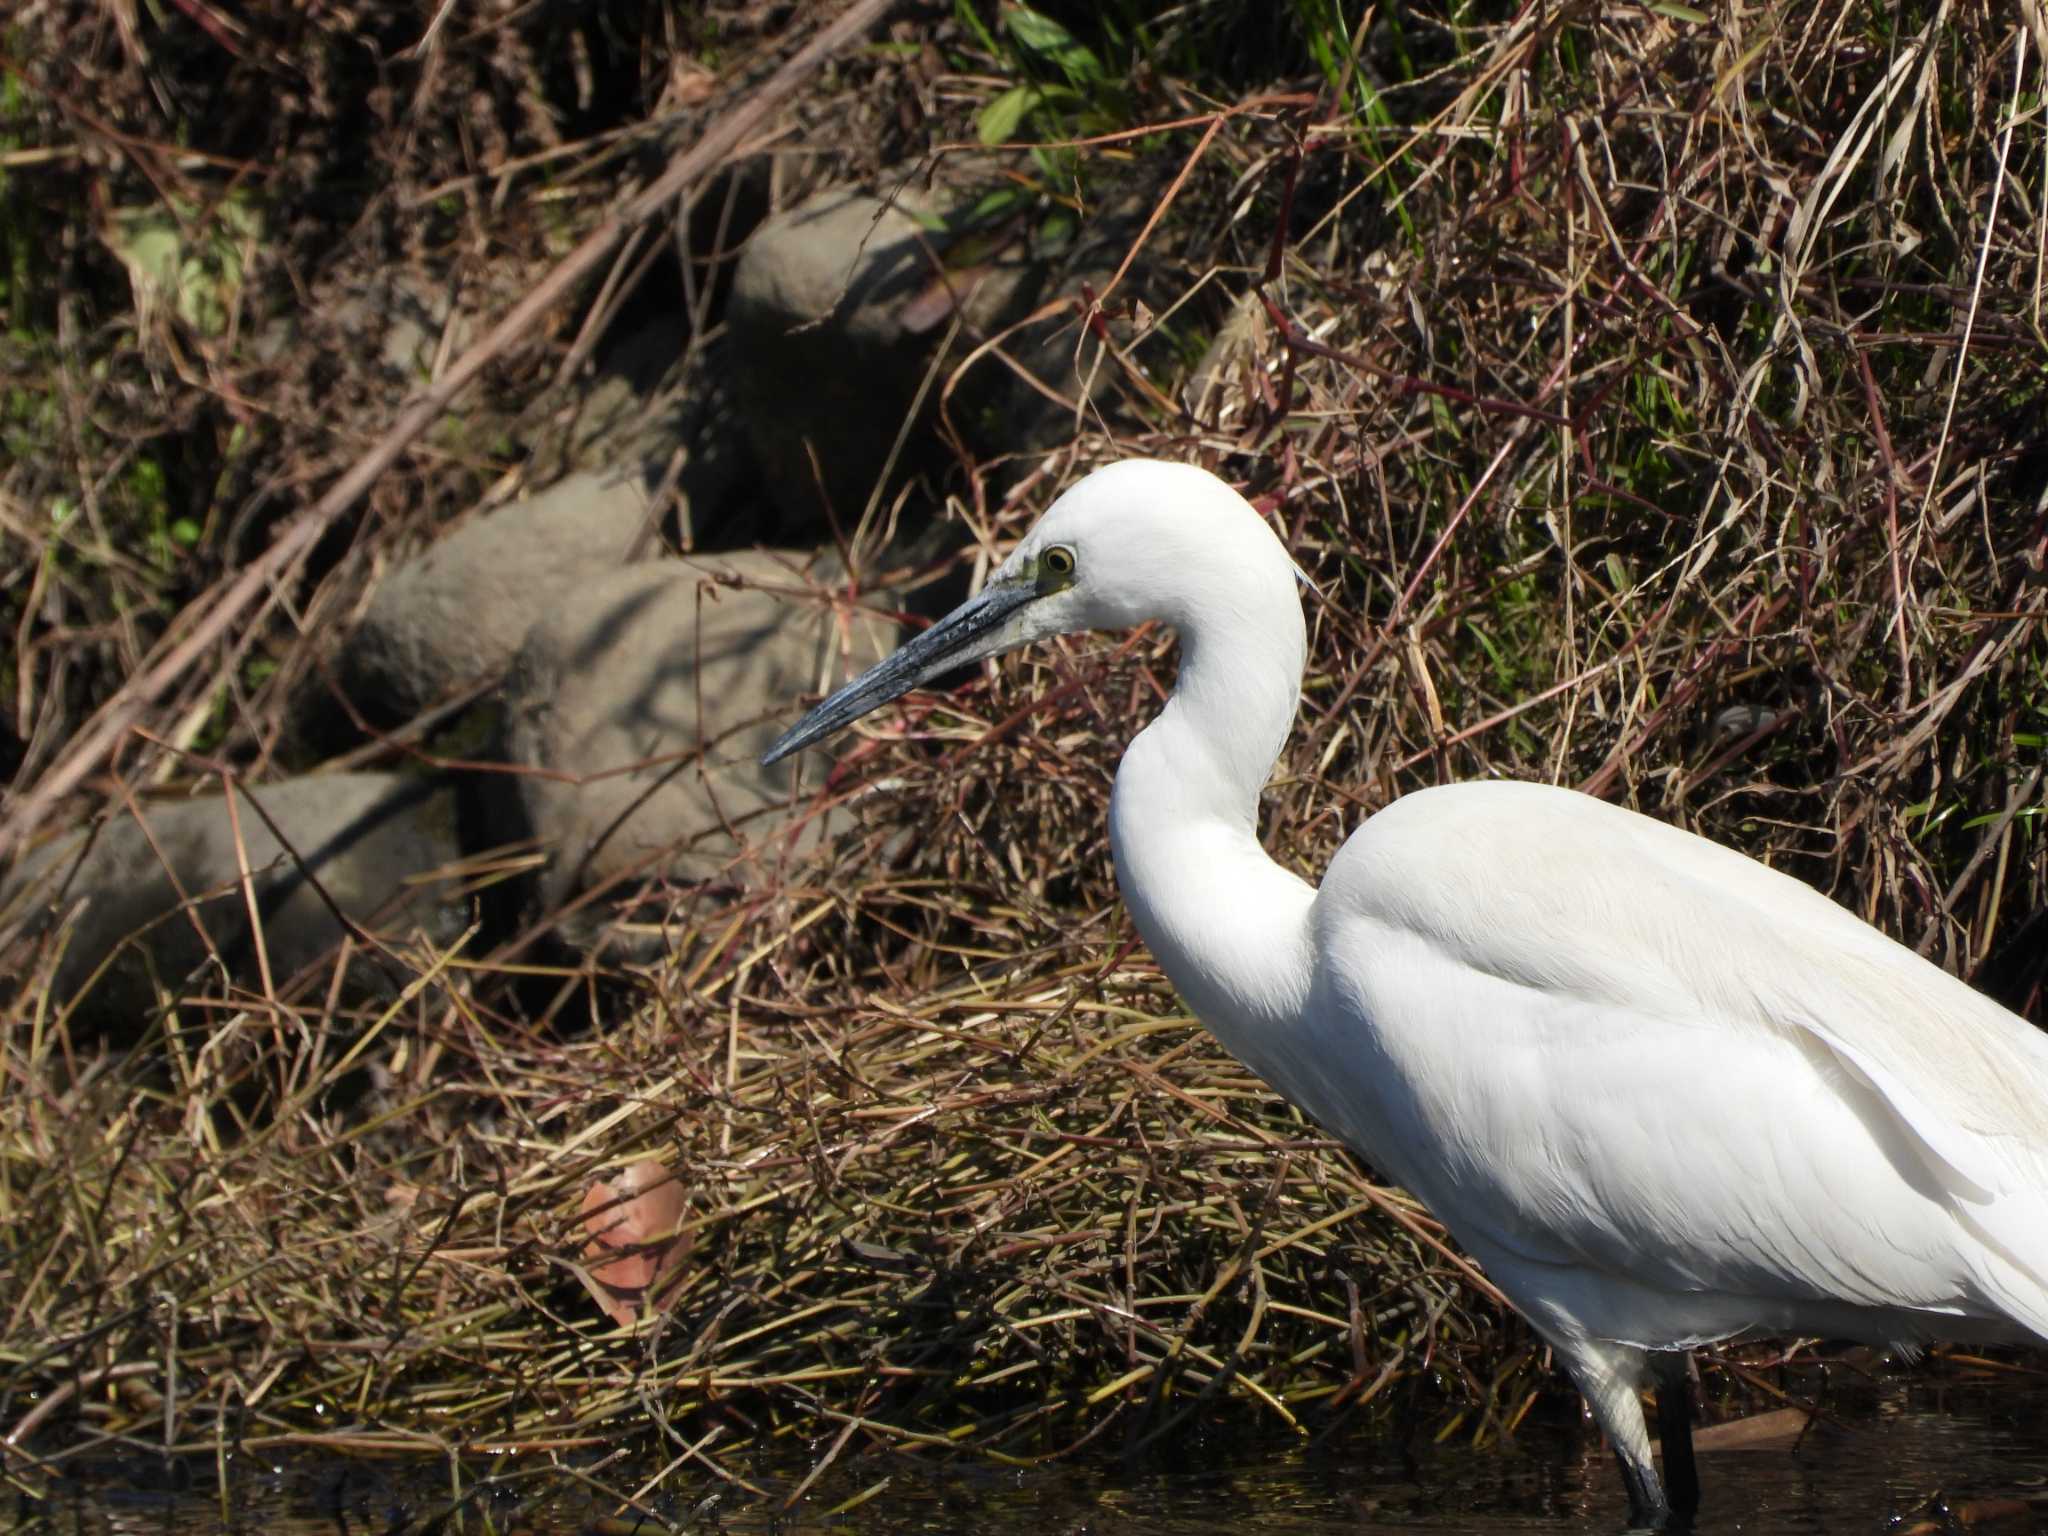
[756,577,1039,773]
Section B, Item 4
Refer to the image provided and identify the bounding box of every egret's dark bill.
[761,579,1039,765]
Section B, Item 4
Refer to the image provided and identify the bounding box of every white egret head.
[761,460,1302,765]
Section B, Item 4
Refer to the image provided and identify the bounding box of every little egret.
[762,459,2048,1526]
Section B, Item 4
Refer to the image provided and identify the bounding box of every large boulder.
[728,176,1132,534]
[500,554,899,915]
[4,772,467,1030]
[728,187,963,531]
[340,470,665,721]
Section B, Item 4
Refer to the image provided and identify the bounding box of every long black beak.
[761,579,1040,765]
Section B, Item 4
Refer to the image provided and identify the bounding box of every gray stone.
[343,471,664,718]
[501,555,899,913]
[728,180,1082,533]
[250,268,473,378]
[1703,702,1784,750]
[4,773,467,1029]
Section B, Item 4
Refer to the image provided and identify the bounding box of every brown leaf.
[577,1157,689,1327]
[665,58,717,109]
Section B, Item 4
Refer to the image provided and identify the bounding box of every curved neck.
[1107,602,1315,1047]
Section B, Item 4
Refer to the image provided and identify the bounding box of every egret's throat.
[1107,612,1315,1045]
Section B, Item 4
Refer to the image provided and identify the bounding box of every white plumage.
[764,459,2048,1526]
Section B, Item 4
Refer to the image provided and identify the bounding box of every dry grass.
[3,0,2045,1516]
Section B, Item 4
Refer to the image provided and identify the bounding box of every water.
[11,1376,2046,1534]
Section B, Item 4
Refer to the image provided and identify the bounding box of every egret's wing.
[1301,780,2048,1339]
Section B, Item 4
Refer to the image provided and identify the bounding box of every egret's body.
[764,460,2048,1525]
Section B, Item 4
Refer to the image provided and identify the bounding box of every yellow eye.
[1042,545,1076,577]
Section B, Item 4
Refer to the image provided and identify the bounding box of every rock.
[728,187,967,531]
[1702,701,1783,750]
[729,175,1131,534]
[338,268,475,379]
[500,555,898,915]
[341,470,665,721]
[4,773,467,1029]
[249,267,472,378]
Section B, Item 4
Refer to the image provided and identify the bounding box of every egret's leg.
[1560,1339,1671,1529]
[1650,1352,1699,1519]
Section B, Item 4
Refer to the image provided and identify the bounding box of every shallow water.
[12,1376,2047,1534]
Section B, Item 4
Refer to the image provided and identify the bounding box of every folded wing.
[1298,781,2048,1345]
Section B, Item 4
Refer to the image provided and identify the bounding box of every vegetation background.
[2,0,2044,1519]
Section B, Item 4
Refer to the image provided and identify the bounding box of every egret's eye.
[1038,544,1077,588]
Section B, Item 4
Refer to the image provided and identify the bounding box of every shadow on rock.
[4,772,468,1036]
[495,553,899,953]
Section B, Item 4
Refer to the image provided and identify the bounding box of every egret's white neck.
[1107,601,1316,1045]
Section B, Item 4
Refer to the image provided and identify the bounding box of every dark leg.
[1650,1352,1700,1521]
[1614,1442,1674,1532]
[1564,1342,1677,1530]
